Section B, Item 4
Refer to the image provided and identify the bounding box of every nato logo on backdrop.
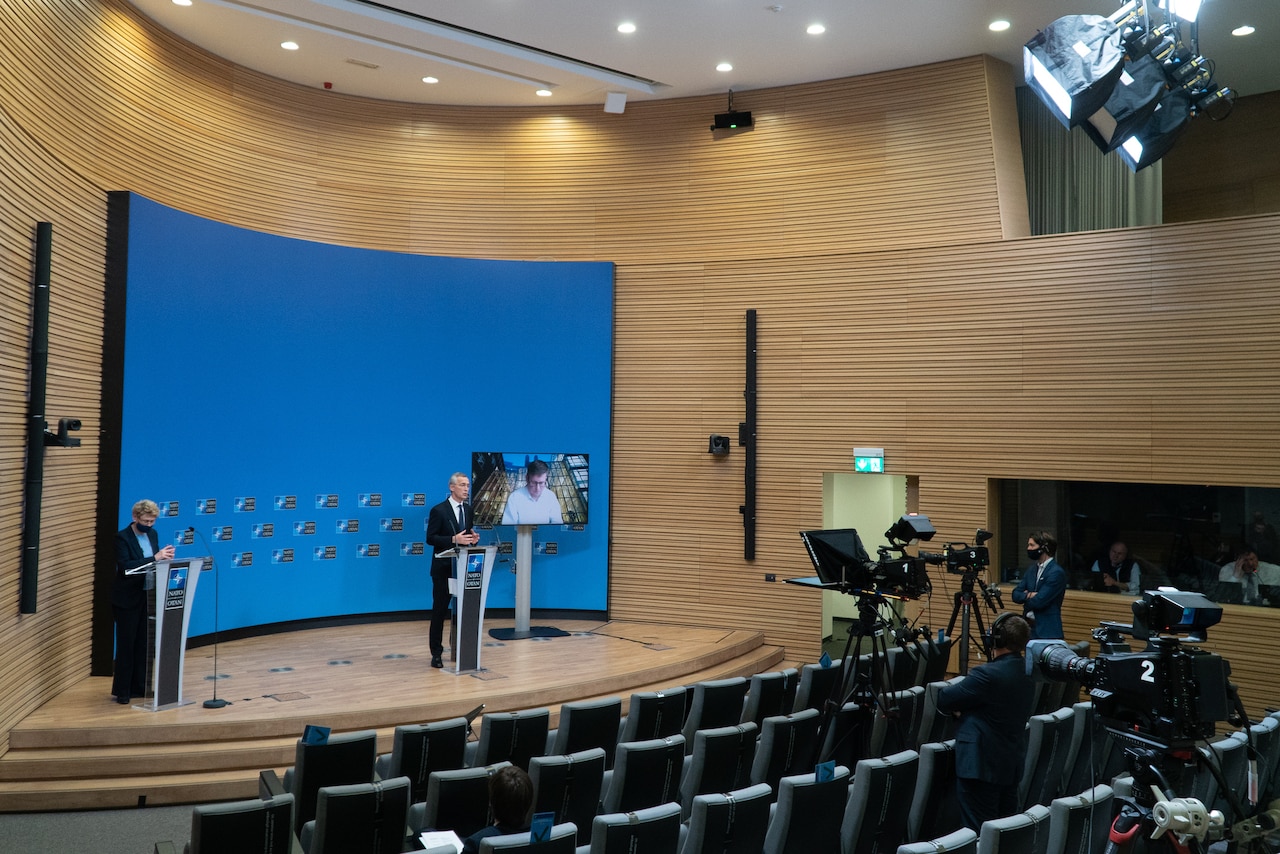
[251,523,275,539]
[401,542,425,556]
[233,497,256,512]
[380,518,404,532]
[314,545,337,561]
[337,519,359,533]
[232,552,253,567]
[294,521,316,536]
[271,548,295,564]
[197,498,218,514]
[212,525,233,541]
[275,495,297,510]
[358,493,382,507]
[357,544,381,558]
[402,493,426,507]
[315,494,339,509]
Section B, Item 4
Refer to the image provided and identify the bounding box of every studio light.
[1023,9,1131,128]
[1081,53,1168,152]
[1115,87,1193,170]
[1024,0,1235,170]
[1159,0,1201,23]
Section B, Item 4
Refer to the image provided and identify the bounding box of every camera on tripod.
[796,513,935,600]
[1025,589,1235,747]
[920,528,993,575]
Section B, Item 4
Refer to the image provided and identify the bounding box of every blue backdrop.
[117,194,613,636]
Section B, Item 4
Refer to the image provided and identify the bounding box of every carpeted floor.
[0,803,193,854]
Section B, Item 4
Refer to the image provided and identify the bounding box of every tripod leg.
[970,606,990,662]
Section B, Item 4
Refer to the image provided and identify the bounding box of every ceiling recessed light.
[1232,25,1256,37]
[535,89,553,97]
[716,62,733,72]
[617,22,636,34]
[172,0,193,6]
[807,23,826,35]
[281,41,299,51]
[422,76,438,84]
[989,20,1011,32]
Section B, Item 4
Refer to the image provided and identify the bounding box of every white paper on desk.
[419,829,463,853]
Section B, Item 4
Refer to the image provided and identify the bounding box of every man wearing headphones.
[1011,530,1067,639]
[936,612,1036,832]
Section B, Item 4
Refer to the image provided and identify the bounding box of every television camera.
[797,513,933,601]
[1026,589,1236,747]
[1025,590,1274,853]
[919,527,993,575]
[795,516,943,765]
[916,526,1003,673]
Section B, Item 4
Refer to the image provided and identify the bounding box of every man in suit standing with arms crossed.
[113,499,175,704]
[937,613,1036,832]
[427,472,479,669]
[1011,530,1067,639]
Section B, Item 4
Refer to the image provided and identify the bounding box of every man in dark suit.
[112,499,175,704]
[937,613,1035,832]
[1011,530,1067,639]
[426,472,479,669]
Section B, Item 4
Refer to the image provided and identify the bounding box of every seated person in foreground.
[1218,546,1280,605]
[1090,540,1141,595]
[462,765,533,853]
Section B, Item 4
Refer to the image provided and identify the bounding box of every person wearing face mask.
[500,459,564,526]
[1010,530,1067,639]
[112,499,176,704]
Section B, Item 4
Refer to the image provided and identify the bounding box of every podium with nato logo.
[131,557,207,710]
[448,545,497,673]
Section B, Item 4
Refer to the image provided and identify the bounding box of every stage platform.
[0,619,783,812]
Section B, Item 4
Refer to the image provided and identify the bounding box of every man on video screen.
[501,459,564,525]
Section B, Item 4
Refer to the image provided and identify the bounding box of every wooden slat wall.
[1,0,1278,768]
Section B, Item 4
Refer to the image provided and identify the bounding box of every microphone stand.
[189,526,229,708]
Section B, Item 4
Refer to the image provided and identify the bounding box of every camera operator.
[936,613,1036,832]
[1011,531,1067,639]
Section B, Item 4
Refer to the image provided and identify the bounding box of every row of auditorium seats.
[160,647,1280,853]
[162,741,1118,853]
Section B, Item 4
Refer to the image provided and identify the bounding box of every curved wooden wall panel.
[611,214,1280,712]
[4,1,1017,263]
[1,0,1277,763]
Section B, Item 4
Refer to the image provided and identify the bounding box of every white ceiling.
[126,0,1278,109]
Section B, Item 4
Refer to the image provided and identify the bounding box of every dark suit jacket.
[426,498,471,580]
[1010,558,1067,639]
[112,524,160,610]
[936,651,1035,784]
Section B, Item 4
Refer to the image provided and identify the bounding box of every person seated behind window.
[1090,540,1141,595]
[1218,546,1280,606]
[462,765,533,853]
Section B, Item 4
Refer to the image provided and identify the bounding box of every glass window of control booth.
[995,480,1280,609]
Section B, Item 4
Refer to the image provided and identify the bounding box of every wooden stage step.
[0,619,783,812]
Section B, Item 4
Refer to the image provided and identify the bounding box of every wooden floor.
[0,618,782,812]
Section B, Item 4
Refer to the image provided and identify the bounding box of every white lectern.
[448,545,497,673]
[141,557,207,711]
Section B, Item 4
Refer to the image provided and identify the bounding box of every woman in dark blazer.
[112,499,174,704]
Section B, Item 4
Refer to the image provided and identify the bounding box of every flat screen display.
[471,452,588,526]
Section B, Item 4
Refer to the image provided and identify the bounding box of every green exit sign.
[854,447,884,473]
